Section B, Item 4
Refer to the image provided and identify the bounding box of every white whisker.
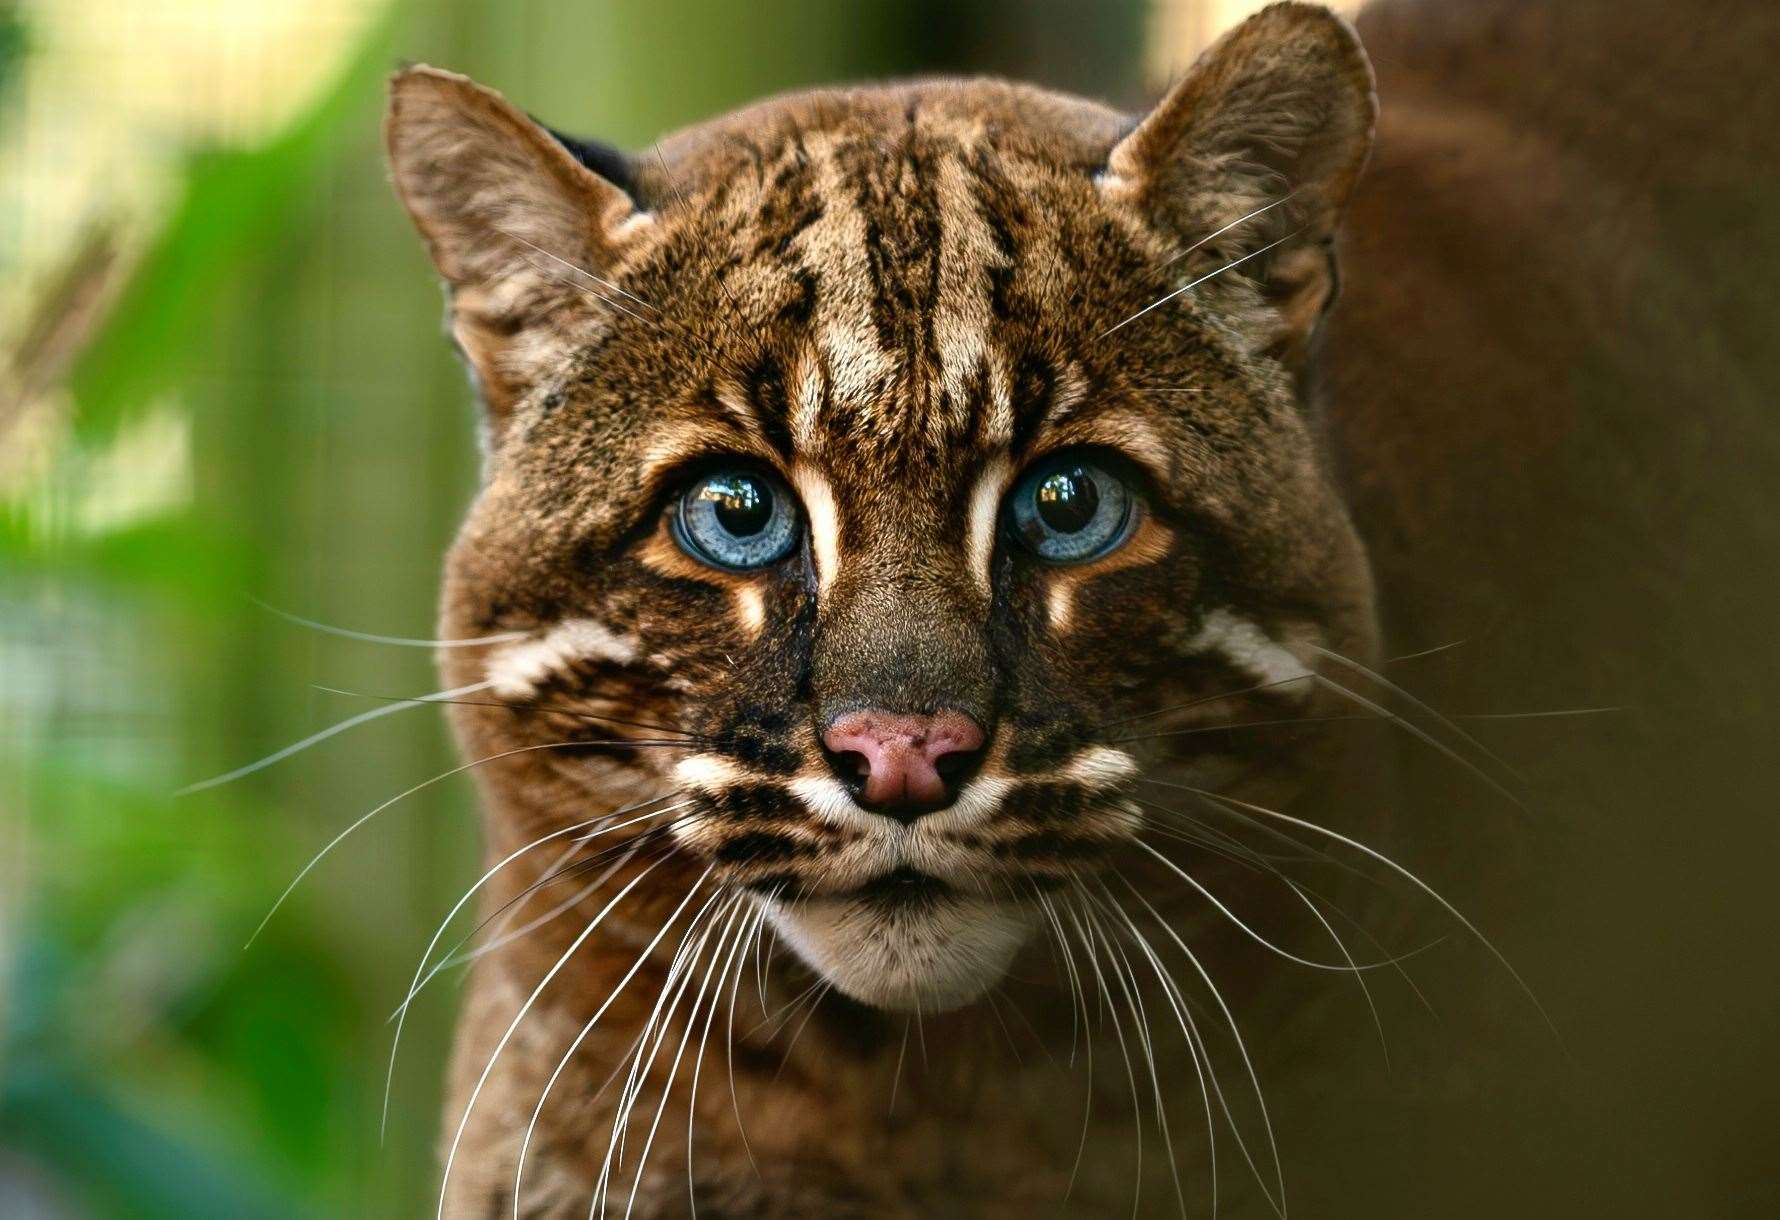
[1065,896,1144,1219]
[1133,839,1407,973]
[1094,883,1219,1219]
[248,597,526,648]
[511,880,719,1213]
[1309,644,1528,784]
[179,679,492,796]
[246,738,572,948]
[1081,884,1188,1220]
[439,857,692,1220]
[384,797,685,1139]
[593,889,734,1218]
[1121,883,1288,1217]
[1200,787,1559,1038]
[723,901,770,1176]
[1100,228,1306,339]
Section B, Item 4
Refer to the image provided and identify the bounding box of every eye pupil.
[676,468,800,570]
[703,476,772,537]
[1006,454,1135,564]
[1036,468,1099,534]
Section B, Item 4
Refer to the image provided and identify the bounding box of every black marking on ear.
[543,124,640,201]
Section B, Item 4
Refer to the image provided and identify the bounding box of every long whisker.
[516,249,657,327]
[1100,228,1307,339]
[1194,785,1560,1039]
[383,797,684,1138]
[246,739,585,948]
[593,890,734,1218]
[438,857,694,1220]
[1092,883,1218,1220]
[1064,896,1144,1219]
[598,895,721,1206]
[1081,884,1188,1220]
[512,880,719,1212]
[1134,779,1358,875]
[1309,644,1528,784]
[311,684,709,742]
[494,227,661,314]
[1313,673,1528,811]
[1132,838,1413,973]
[413,833,650,987]
[686,899,762,1217]
[1385,638,1469,664]
[724,900,770,1175]
[415,818,703,985]
[1092,674,1315,732]
[1283,873,1390,1067]
[1136,790,1453,1031]
[1120,881,1289,1219]
[1456,706,1622,720]
[627,895,750,1220]
[177,679,493,796]
[247,597,526,648]
[384,810,600,1139]
[1109,713,1379,745]
[1150,192,1300,276]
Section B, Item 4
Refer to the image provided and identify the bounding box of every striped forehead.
[717,123,1031,455]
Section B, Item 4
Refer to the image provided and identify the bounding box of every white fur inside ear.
[1190,608,1314,688]
[765,892,1035,1013]
[485,617,639,698]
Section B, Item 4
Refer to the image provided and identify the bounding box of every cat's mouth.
[847,866,954,909]
[761,870,1036,1013]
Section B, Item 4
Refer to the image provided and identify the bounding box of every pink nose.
[822,708,987,818]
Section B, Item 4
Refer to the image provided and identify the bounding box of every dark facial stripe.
[713,830,813,866]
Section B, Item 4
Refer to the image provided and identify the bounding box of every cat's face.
[392,6,1377,1012]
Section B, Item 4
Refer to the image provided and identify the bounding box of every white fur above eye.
[763,891,1036,1013]
[485,617,641,698]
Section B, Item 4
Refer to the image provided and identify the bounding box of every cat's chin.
[763,889,1036,1014]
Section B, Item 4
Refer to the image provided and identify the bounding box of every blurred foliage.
[0,1,1143,1215]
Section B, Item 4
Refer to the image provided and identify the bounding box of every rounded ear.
[1103,2,1376,362]
[385,65,644,415]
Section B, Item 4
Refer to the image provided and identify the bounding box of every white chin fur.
[766,892,1036,1014]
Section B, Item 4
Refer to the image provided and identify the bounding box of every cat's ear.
[385,65,643,415]
[1102,2,1375,363]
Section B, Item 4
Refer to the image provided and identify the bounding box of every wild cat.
[364,0,1780,1215]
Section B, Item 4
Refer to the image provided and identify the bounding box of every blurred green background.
[0,0,1169,1214]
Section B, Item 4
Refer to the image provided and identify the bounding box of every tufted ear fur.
[1103,2,1375,364]
[385,65,644,417]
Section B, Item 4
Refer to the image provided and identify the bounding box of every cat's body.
[383,2,1780,1216]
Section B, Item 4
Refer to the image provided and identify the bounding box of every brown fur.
[381,2,1780,1215]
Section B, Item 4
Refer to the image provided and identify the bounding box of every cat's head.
[388,2,1378,1012]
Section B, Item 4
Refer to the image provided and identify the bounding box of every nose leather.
[822,708,986,819]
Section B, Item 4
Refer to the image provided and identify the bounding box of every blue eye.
[1007,455,1135,563]
[674,469,801,570]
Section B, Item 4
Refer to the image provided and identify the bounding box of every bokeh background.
[0,1,1324,1214]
